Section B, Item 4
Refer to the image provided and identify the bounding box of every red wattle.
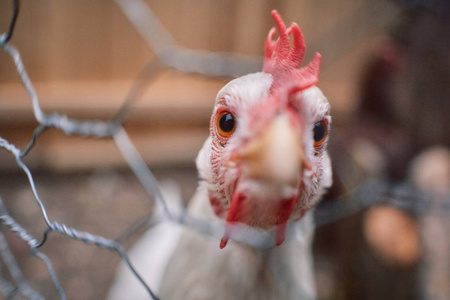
[219,192,246,249]
[220,236,229,249]
[275,222,288,246]
[219,192,299,248]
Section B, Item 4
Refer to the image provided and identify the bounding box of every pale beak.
[232,113,308,187]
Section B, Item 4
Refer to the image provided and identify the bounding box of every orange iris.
[313,120,327,148]
[216,112,236,137]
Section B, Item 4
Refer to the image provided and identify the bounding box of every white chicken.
[108,10,332,300]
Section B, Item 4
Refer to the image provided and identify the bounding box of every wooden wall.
[0,0,399,170]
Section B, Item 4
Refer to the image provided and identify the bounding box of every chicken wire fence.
[0,1,448,299]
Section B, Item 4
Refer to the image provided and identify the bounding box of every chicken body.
[108,182,317,300]
[158,185,316,300]
[108,10,331,300]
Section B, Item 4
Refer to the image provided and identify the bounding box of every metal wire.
[0,198,63,299]
[0,0,158,298]
[0,0,19,45]
[0,1,448,300]
[0,222,43,300]
[114,0,262,77]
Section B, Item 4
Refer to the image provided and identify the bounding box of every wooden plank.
[0,72,223,170]
[0,71,226,124]
[40,126,209,171]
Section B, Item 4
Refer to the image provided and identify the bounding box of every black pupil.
[219,113,235,133]
[313,122,325,142]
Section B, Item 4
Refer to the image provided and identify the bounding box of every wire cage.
[0,1,449,299]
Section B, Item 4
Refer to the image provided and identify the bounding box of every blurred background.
[0,0,449,299]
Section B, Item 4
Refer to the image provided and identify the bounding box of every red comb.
[263,10,321,91]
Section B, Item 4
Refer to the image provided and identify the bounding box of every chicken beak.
[233,113,307,188]
[220,113,309,248]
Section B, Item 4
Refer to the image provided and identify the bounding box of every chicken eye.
[313,120,327,147]
[217,112,236,137]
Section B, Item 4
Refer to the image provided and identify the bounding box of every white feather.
[107,181,184,300]
[108,71,332,300]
